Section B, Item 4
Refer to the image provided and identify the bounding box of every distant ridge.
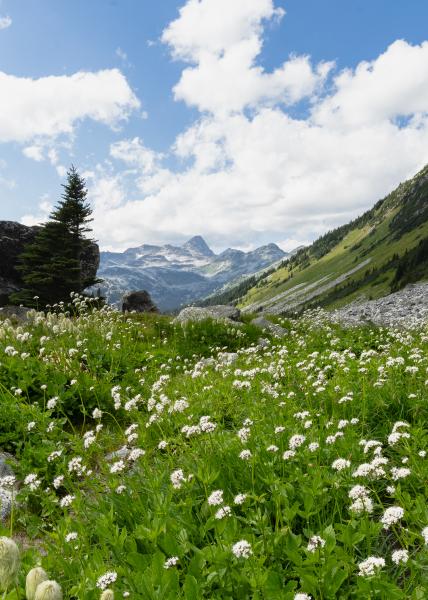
[96,236,286,311]
[239,163,428,315]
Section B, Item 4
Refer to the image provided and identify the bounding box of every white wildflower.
[358,556,385,576]
[307,535,325,552]
[391,549,409,565]
[232,540,252,559]
[208,490,224,506]
[164,556,179,569]
[380,506,404,529]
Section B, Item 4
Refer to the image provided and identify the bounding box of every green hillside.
[239,164,428,315]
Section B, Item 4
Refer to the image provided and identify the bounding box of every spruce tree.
[11,167,98,308]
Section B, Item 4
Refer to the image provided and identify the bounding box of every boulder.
[251,316,288,337]
[0,453,17,521]
[122,290,159,313]
[173,305,241,325]
[0,305,32,323]
[0,221,100,306]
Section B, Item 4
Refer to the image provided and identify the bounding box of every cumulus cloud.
[91,33,428,251]
[0,15,12,30]
[110,137,163,174]
[23,145,44,162]
[313,39,428,129]
[21,198,53,226]
[20,1,428,253]
[162,0,331,114]
[0,68,139,143]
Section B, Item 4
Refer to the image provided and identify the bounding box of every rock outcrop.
[330,283,428,328]
[0,221,100,306]
[173,305,241,325]
[122,290,159,313]
[251,316,288,337]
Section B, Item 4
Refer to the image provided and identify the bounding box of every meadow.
[0,295,427,599]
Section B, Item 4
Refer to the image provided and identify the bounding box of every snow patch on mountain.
[96,236,286,311]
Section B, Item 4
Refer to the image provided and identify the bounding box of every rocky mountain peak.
[183,236,214,257]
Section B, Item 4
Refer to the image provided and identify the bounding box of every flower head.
[232,540,252,559]
[96,571,117,591]
[380,506,404,530]
[26,567,48,600]
[307,536,325,552]
[34,580,63,600]
[207,490,223,506]
[358,556,385,577]
[391,549,409,565]
[0,537,20,590]
[164,556,179,569]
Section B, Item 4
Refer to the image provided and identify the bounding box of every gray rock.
[0,453,15,479]
[0,305,32,323]
[330,283,428,329]
[106,446,129,462]
[122,290,159,313]
[257,337,271,349]
[0,489,12,521]
[0,220,99,306]
[217,352,238,365]
[0,453,17,521]
[251,316,288,337]
[173,305,241,325]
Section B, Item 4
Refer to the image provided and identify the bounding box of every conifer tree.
[11,167,98,308]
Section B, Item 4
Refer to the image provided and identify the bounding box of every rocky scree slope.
[96,236,286,312]
[239,163,428,316]
[330,282,428,328]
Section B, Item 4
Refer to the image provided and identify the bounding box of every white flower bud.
[0,536,20,590]
[26,567,48,600]
[34,580,63,600]
[100,591,114,600]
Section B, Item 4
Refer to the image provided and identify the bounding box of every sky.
[1,1,428,252]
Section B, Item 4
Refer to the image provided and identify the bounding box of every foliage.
[391,236,428,291]
[198,271,276,307]
[10,167,97,308]
[0,300,427,598]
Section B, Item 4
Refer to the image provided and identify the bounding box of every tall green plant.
[11,167,98,308]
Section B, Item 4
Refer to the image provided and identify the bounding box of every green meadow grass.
[0,298,427,598]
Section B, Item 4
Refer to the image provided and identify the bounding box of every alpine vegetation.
[0,297,427,597]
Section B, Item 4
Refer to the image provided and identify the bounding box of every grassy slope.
[1,303,428,598]
[240,165,428,313]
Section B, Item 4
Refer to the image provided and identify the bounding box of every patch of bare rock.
[173,305,241,325]
[330,283,428,328]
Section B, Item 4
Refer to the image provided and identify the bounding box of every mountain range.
[96,236,286,311]
[231,163,428,315]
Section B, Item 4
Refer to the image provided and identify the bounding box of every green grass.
[0,298,427,598]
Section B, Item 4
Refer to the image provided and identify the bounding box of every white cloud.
[19,2,428,255]
[21,198,53,226]
[23,145,44,162]
[0,68,139,143]
[163,0,330,114]
[116,47,128,61]
[313,40,428,129]
[22,142,69,177]
[277,239,311,253]
[0,15,12,30]
[110,137,162,174]
[162,0,283,62]
[91,34,428,251]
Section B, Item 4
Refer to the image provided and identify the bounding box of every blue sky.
[1,0,428,251]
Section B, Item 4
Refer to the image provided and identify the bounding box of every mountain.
[96,237,286,311]
[239,163,428,315]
